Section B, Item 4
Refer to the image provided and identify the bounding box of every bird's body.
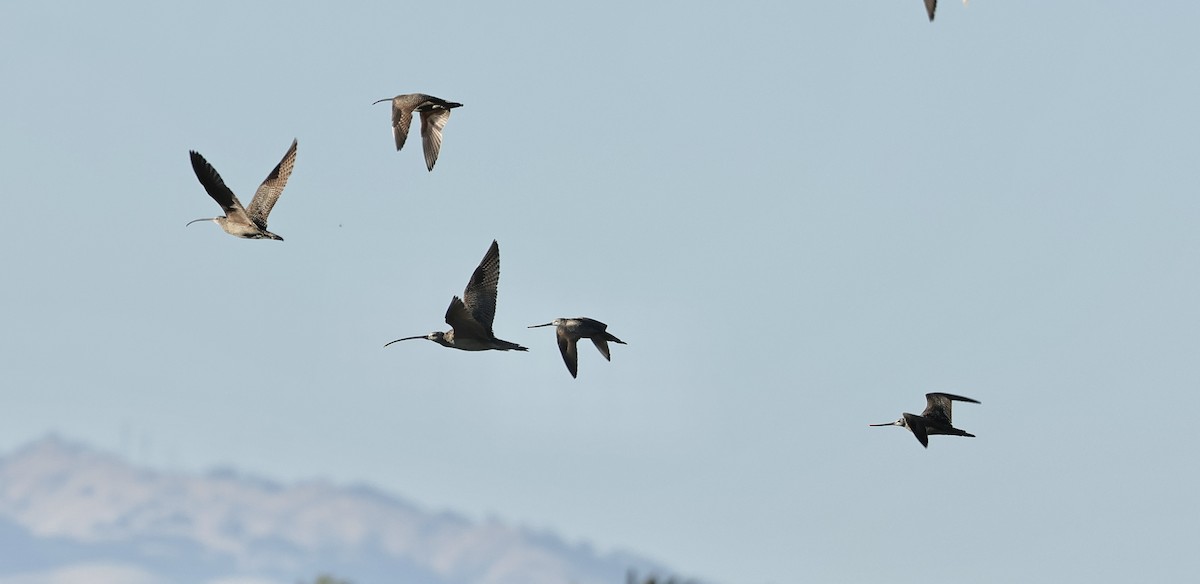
[529,317,626,378]
[871,392,980,448]
[187,139,297,240]
[372,93,462,171]
[386,240,528,352]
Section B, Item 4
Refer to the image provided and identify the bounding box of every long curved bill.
[869,421,899,427]
[527,322,555,328]
[384,335,427,347]
[186,217,216,227]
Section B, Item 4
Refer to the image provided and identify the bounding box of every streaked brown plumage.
[187,139,297,240]
[372,93,462,171]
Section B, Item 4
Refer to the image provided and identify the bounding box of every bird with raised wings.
[187,139,297,241]
[386,240,528,352]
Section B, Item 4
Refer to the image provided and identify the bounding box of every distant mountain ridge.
[0,436,669,584]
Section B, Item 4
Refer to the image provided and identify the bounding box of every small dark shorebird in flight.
[187,139,297,241]
[372,93,462,171]
[528,318,626,378]
[871,392,980,448]
[386,240,528,352]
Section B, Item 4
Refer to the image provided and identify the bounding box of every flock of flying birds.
[186,93,626,382]
[185,90,979,448]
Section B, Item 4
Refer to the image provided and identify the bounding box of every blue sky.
[2,1,1199,582]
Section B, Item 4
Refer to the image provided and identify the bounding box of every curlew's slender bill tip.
[528,322,555,328]
[186,218,215,227]
[384,335,428,347]
[372,98,392,105]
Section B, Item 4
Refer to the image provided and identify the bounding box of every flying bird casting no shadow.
[373,93,462,171]
[187,139,298,240]
[528,318,626,378]
[924,0,968,21]
[871,392,980,448]
[385,240,528,352]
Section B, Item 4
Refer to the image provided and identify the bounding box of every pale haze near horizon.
[1,2,1198,583]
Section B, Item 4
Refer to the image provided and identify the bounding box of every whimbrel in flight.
[187,139,297,240]
[372,93,462,171]
[528,318,626,378]
[871,392,980,448]
[385,240,528,352]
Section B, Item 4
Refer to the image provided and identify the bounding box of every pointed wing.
[246,139,298,230]
[558,329,579,378]
[189,150,251,224]
[590,337,612,361]
[925,0,937,21]
[420,109,451,171]
[444,296,490,341]
[392,102,414,151]
[903,413,930,448]
[461,240,501,334]
[923,393,980,424]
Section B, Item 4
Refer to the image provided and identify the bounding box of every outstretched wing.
[419,109,451,171]
[392,103,414,151]
[189,150,251,224]
[246,139,298,230]
[444,295,490,341]
[923,393,980,425]
[589,337,612,361]
[461,240,501,334]
[903,413,930,448]
[558,329,579,378]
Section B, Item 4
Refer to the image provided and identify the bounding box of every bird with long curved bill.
[871,392,980,448]
[528,317,626,378]
[385,240,528,352]
[372,93,462,171]
[187,139,297,241]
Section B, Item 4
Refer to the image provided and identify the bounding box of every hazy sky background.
[2,2,1199,582]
